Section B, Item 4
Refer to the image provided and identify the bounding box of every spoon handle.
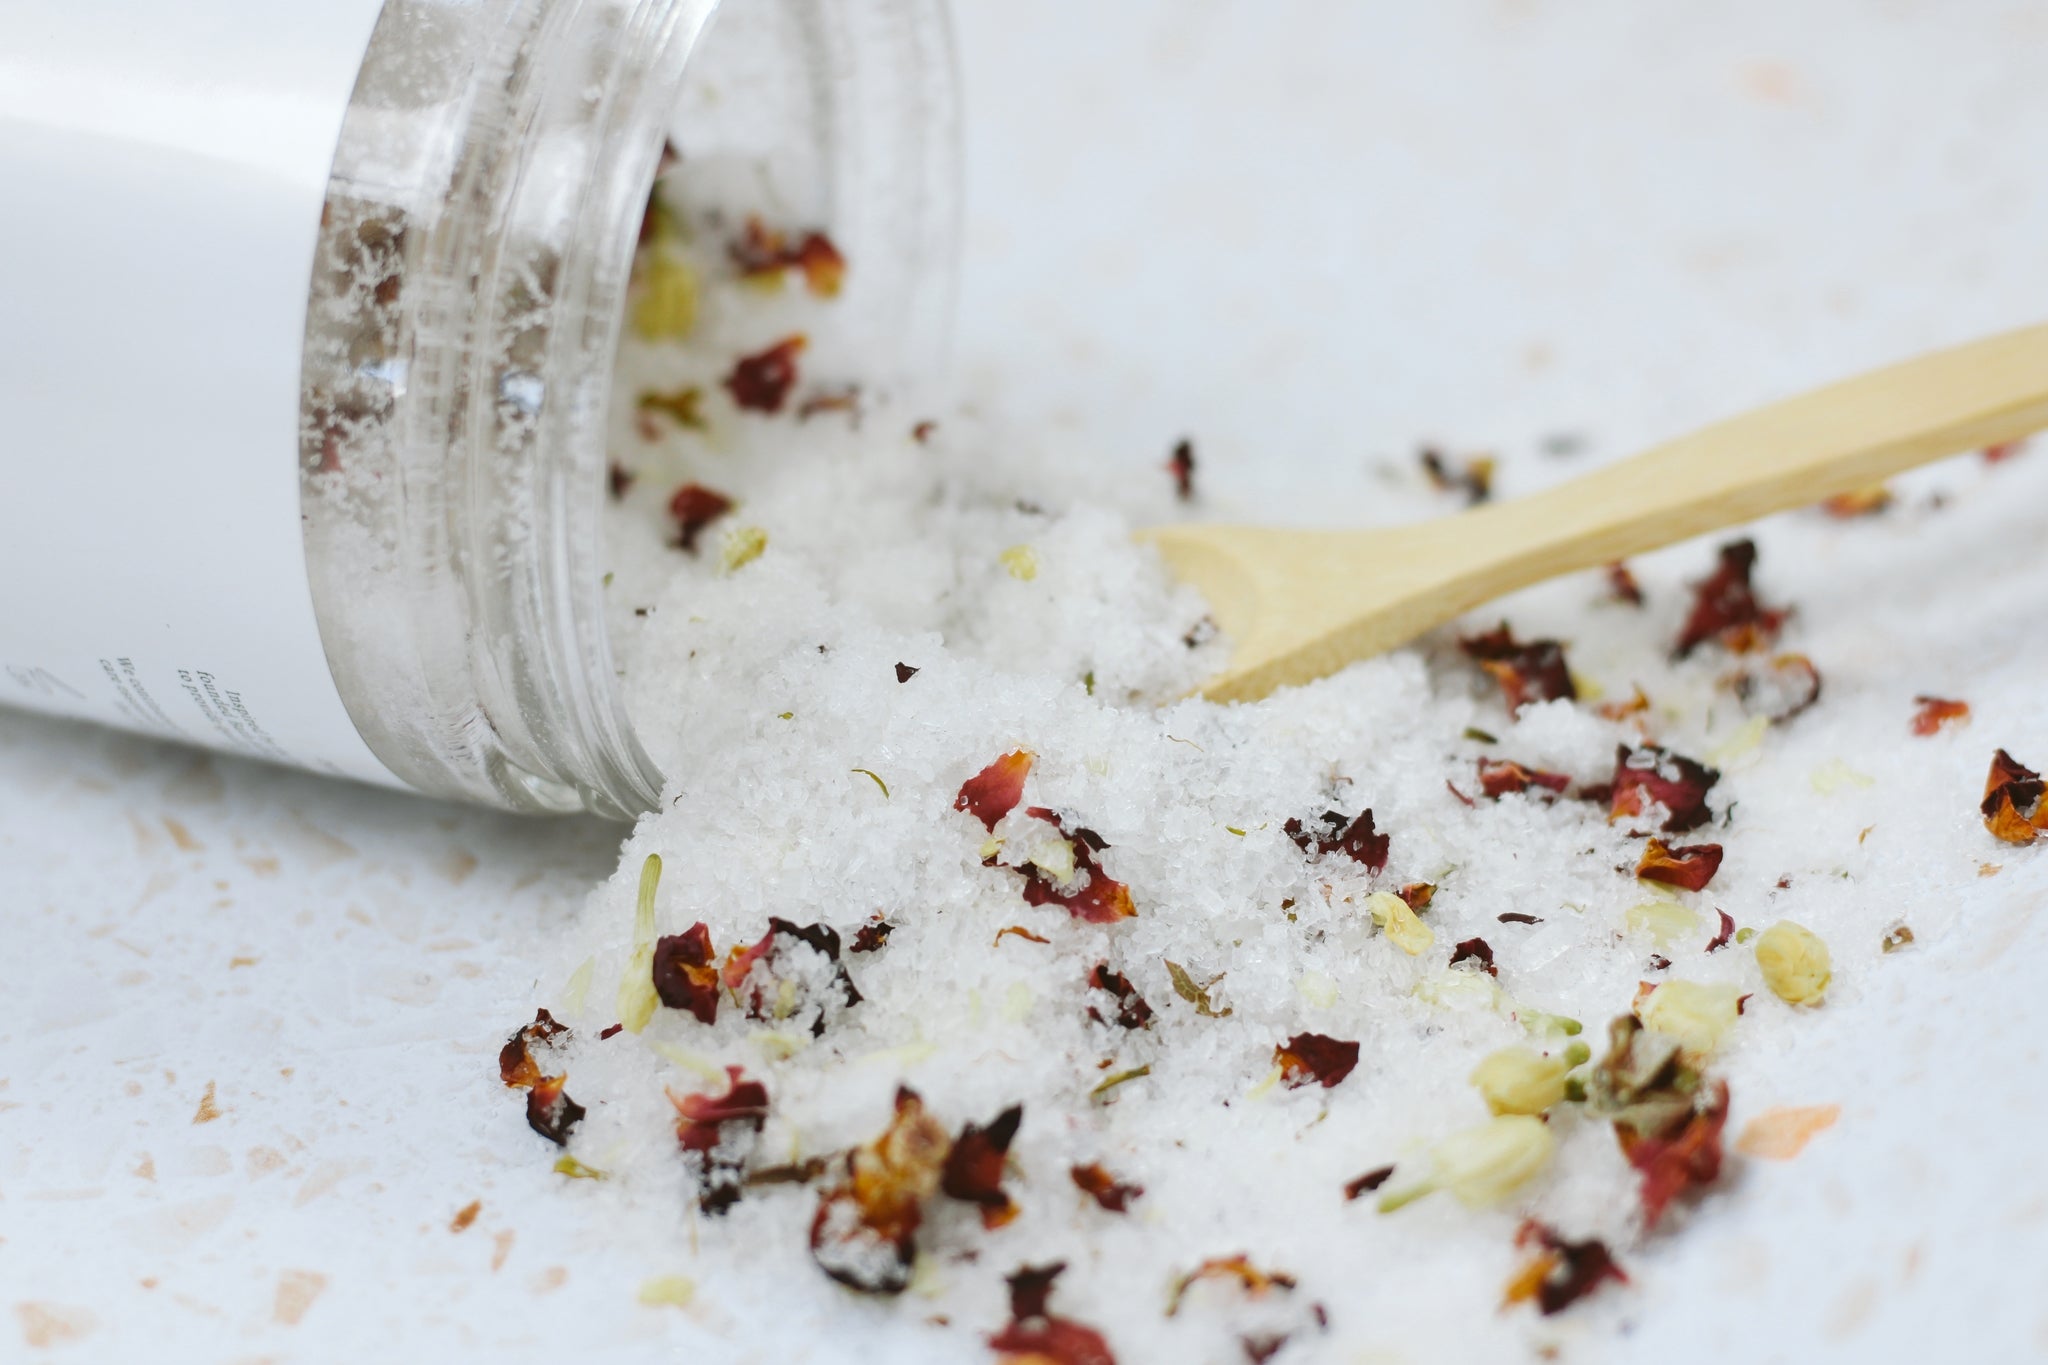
[1465,321,2048,585]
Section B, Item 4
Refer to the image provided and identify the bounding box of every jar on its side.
[301,0,960,817]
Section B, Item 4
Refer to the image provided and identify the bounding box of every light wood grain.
[1145,322,2048,702]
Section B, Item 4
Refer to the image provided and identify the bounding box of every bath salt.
[498,174,2048,1362]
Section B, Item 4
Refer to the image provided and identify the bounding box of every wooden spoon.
[1143,322,2048,703]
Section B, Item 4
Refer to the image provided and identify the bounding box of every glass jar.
[0,0,959,820]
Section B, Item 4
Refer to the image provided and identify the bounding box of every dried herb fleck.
[1166,1256,1298,1317]
[1420,446,1495,505]
[1165,960,1231,1017]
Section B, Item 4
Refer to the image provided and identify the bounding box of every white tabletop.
[6,2,2048,1359]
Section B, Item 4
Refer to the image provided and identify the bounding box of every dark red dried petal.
[724,334,807,414]
[1477,758,1572,799]
[525,1075,585,1147]
[1343,1166,1395,1200]
[1166,439,1197,501]
[1985,439,2029,464]
[1071,1162,1143,1213]
[499,1008,570,1089]
[956,751,1033,830]
[1017,809,1137,923]
[894,663,920,684]
[1449,937,1497,977]
[722,919,862,1036]
[1274,1033,1361,1090]
[1634,839,1724,893]
[1609,745,1721,833]
[1461,625,1577,714]
[1910,696,1970,737]
[942,1105,1023,1230]
[1087,963,1154,1030]
[991,1264,1117,1365]
[1606,562,1644,606]
[1705,909,1736,954]
[1617,1078,1730,1230]
[668,482,734,553]
[851,919,893,953]
[651,923,720,1025]
[1983,748,2043,811]
[1283,809,1389,872]
[1509,1220,1630,1315]
[1674,539,1786,658]
[1498,911,1542,925]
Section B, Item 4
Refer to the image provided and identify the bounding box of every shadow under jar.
[301,0,959,817]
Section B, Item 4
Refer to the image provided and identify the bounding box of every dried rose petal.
[956,751,1033,830]
[526,1075,586,1147]
[1087,963,1154,1030]
[1283,808,1390,872]
[723,334,807,414]
[1674,539,1787,658]
[670,1067,770,1215]
[722,919,863,1036]
[651,923,720,1025]
[851,919,893,953]
[989,1263,1117,1365]
[499,1008,570,1089]
[1982,748,2048,845]
[1596,686,1652,723]
[894,663,920,684]
[1343,1166,1395,1200]
[608,463,636,499]
[668,482,735,553]
[1070,1162,1143,1213]
[1274,1033,1361,1090]
[1985,439,2029,464]
[1016,809,1137,923]
[1477,758,1571,799]
[730,218,847,298]
[1449,937,1498,977]
[1730,653,1822,724]
[1396,882,1436,912]
[809,1087,952,1295]
[1166,1256,1298,1317]
[942,1105,1024,1230]
[1911,696,1970,737]
[1504,1220,1629,1315]
[1705,909,1736,954]
[1607,562,1644,606]
[1165,439,1197,501]
[1609,745,1721,833]
[1635,839,1724,893]
[1618,1078,1731,1230]
[1460,625,1577,714]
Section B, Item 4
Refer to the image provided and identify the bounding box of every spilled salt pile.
[493,169,2048,1363]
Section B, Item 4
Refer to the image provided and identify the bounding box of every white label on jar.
[0,1,400,786]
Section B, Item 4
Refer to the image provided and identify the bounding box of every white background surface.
[6,1,2048,1360]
